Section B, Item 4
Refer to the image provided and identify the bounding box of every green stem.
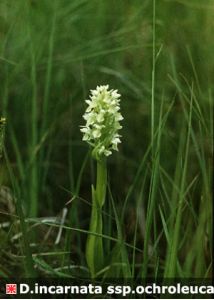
[28,9,38,218]
[16,196,37,278]
[96,159,107,207]
[86,159,107,278]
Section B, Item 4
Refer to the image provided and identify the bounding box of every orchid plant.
[80,85,123,277]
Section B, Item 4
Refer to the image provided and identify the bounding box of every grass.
[0,0,212,288]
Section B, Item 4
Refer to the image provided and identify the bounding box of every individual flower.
[80,85,123,160]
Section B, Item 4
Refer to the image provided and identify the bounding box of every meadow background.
[0,0,213,280]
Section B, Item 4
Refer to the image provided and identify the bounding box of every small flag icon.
[6,284,17,295]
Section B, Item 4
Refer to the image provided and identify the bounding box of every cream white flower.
[80,85,123,160]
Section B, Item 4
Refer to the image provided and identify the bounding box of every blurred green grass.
[0,0,213,280]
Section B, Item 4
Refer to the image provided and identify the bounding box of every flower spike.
[80,85,123,160]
